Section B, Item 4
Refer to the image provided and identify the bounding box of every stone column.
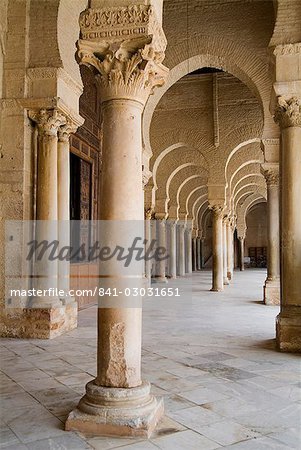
[196,237,201,270]
[144,209,152,285]
[200,237,205,269]
[210,206,224,291]
[226,219,234,280]
[57,122,77,302]
[185,225,193,274]
[177,222,186,276]
[274,96,301,352]
[66,4,168,436]
[223,219,229,285]
[29,109,65,307]
[238,236,245,271]
[27,109,78,338]
[192,236,197,271]
[168,221,177,279]
[153,217,167,283]
[261,165,280,305]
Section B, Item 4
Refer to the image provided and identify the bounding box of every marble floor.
[1,269,301,449]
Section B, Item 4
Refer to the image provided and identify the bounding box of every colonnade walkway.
[1,270,300,449]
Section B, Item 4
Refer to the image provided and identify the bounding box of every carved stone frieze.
[77,5,168,104]
[274,97,301,129]
[273,43,301,56]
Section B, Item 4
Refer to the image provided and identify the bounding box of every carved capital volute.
[29,108,66,136]
[274,96,301,129]
[261,164,279,187]
[58,120,78,142]
[78,5,169,105]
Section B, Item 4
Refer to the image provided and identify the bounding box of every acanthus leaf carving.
[29,109,67,136]
[77,5,168,105]
[274,96,301,129]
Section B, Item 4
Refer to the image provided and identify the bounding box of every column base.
[263,279,280,305]
[276,309,301,353]
[223,277,229,285]
[210,287,223,292]
[152,276,168,284]
[0,302,77,339]
[65,380,164,438]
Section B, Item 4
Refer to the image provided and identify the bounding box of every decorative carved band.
[29,109,66,137]
[273,43,301,56]
[274,97,301,129]
[79,5,166,53]
[78,5,168,104]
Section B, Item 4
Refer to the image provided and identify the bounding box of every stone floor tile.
[192,363,258,382]
[168,406,223,431]
[268,427,301,449]
[113,442,158,450]
[196,419,260,446]
[28,433,91,449]
[223,436,291,449]
[178,386,229,405]
[201,397,260,419]
[87,436,144,450]
[152,429,220,450]
[162,394,196,413]
[0,425,21,448]
[200,352,235,362]
[268,384,301,401]
[3,406,66,443]
[235,403,301,434]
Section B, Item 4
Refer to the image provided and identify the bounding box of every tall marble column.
[238,236,245,271]
[274,96,301,352]
[210,206,224,291]
[223,219,229,285]
[261,165,280,305]
[27,109,78,338]
[192,236,197,271]
[226,219,234,280]
[29,109,66,308]
[177,222,186,276]
[66,4,168,435]
[144,209,152,285]
[153,217,167,283]
[58,122,77,302]
[168,221,177,279]
[200,237,205,269]
[196,237,201,271]
[185,225,193,274]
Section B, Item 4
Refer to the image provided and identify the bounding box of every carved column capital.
[29,108,66,136]
[210,205,224,219]
[261,164,280,186]
[78,5,169,105]
[144,207,154,220]
[58,120,78,142]
[274,97,301,129]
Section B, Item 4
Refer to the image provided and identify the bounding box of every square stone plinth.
[66,393,164,438]
[276,312,301,353]
[264,280,280,305]
[0,302,77,339]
